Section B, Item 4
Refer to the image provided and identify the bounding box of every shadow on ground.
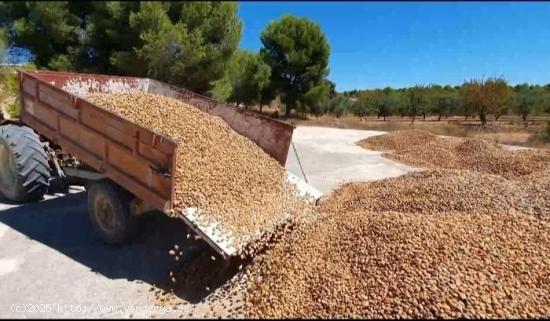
[0,191,237,303]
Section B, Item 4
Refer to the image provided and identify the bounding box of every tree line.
[338,78,550,125]
[0,1,331,118]
[1,2,549,125]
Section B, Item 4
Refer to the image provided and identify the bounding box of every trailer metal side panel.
[18,71,177,212]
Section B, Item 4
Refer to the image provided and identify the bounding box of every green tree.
[429,85,460,121]
[2,1,243,95]
[484,77,512,123]
[210,50,272,108]
[447,89,463,118]
[351,93,374,120]
[302,81,331,117]
[325,79,336,98]
[408,85,427,124]
[260,15,330,117]
[258,83,277,113]
[208,75,233,103]
[394,89,408,118]
[330,95,351,118]
[210,49,271,109]
[2,1,145,73]
[85,1,144,75]
[461,79,479,121]
[130,2,242,93]
[369,89,389,121]
[2,2,83,70]
[511,84,541,123]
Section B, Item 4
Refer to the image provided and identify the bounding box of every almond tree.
[408,85,428,124]
[461,77,511,126]
[511,84,542,124]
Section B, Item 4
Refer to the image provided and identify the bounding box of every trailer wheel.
[88,180,137,245]
[0,124,50,202]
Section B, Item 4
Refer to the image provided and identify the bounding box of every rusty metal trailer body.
[14,70,321,258]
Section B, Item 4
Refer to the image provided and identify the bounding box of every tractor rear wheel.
[0,124,50,202]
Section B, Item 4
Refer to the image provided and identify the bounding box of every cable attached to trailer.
[291,141,309,183]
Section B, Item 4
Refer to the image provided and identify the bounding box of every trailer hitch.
[43,142,66,179]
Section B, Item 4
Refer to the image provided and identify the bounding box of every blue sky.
[238,1,550,91]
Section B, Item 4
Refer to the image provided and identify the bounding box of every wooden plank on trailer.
[30,100,59,131]
[58,115,105,159]
[38,84,78,119]
[107,141,172,198]
[137,129,176,156]
[22,78,37,96]
[138,141,171,166]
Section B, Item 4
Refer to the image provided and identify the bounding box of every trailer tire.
[88,180,137,245]
[0,124,50,202]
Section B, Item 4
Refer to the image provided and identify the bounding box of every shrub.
[528,121,550,144]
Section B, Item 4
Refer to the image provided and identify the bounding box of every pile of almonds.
[241,208,550,318]
[319,169,549,220]
[361,129,437,151]
[236,131,550,318]
[88,92,311,255]
[358,130,550,180]
[151,128,549,318]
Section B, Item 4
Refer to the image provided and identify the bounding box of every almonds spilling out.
[88,92,311,255]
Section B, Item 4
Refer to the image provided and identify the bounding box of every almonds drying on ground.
[237,131,550,318]
[153,129,549,318]
[358,129,550,180]
[319,169,550,220]
[241,209,550,318]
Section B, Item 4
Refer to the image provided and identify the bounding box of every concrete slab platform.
[286,126,416,194]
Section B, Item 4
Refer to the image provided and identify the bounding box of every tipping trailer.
[0,70,322,259]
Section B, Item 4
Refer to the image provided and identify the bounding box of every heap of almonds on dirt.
[320,169,549,220]
[241,207,550,318]
[88,92,312,256]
